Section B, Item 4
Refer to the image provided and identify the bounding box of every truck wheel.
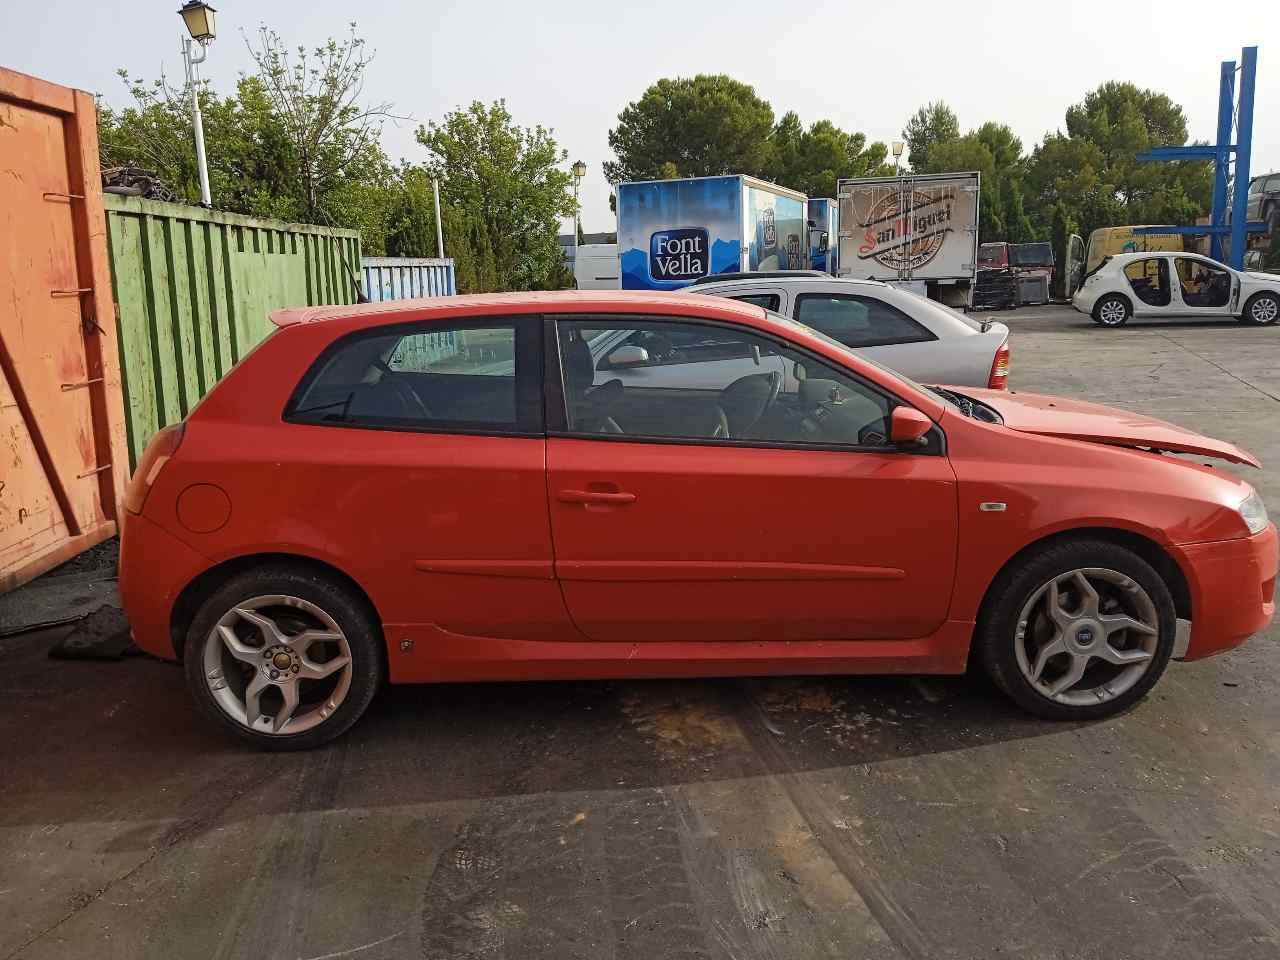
[1093,295,1131,327]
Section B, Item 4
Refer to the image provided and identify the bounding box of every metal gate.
[0,68,128,593]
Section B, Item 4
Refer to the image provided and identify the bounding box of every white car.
[1072,251,1280,327]
[690,275,1012,389]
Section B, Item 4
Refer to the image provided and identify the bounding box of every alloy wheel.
[201,594,353,735]
[1013,567,1160,707]
[1250,296,1278,324]
[1098,299,1128,325]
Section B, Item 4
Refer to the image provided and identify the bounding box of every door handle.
[558,489,637,505]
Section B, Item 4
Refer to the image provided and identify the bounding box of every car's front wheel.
[183,565,382,750]
[1242,291,1279,326]
[1092,294,1131,327]
[976,539,1176,721]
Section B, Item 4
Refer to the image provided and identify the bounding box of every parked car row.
[120,287,1275,749]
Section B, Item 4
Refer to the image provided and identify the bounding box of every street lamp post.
[891,140,905,176]
[571,160,587,274]
[178,2,217,207]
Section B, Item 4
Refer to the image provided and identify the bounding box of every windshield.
[1009,243,1054,267]
[977,243,1006,267]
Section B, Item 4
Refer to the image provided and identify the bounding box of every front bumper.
[119,509,214,660]
[1177,523,1278,660]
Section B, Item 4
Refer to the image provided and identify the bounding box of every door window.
[793,294,935,348]
[557,318,895,448]
[286,318,541,433]
[1123,258,1171,307]
[728,293,781,312]
[1174,258,1231,309]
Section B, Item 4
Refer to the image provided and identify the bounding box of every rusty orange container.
[0,66,129,593]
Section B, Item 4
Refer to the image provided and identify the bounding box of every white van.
[574,244,621,289]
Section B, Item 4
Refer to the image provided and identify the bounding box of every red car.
[119,292,1277,749]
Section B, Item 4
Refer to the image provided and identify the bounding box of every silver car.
[689,275,1011,389]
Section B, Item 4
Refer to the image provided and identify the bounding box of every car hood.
[1243,271,1280,285]
[957,388,1261,467]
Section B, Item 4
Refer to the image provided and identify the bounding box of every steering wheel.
[718,371,781,437]
[372,358,432,419]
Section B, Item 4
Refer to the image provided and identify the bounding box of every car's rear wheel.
[1092,295,1131,327]
[977,539,1175,720]
[1242,291,1279,326]
[183,565,382,750]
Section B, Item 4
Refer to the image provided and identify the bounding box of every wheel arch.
[1242,289,1280,322]
[1093,291,1133,322]
[168,552,383,661]
[973,526,1192,638]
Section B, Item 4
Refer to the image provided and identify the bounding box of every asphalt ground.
[2,303,1278,960]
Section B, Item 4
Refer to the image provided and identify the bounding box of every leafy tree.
[244,24,401,222]
[417,99,574,291]
[603,75,775,183]
[903,101,959,173]
[1027,82,1211,241]
[97,24,403,241]
[766,112,892,197]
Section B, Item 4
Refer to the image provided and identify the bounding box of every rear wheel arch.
[973,527,1192,644]
[1092,292,1132,325]
[169,553,382,661]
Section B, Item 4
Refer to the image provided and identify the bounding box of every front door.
[1170,257,1235,316]
[546,314,958,644]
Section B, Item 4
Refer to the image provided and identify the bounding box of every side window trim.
[545,313,942,456]
[792,292,936,348]
[283,313,545,437]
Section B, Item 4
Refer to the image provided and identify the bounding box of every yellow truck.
[1085,226,1184,275]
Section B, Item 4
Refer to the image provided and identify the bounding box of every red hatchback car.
[119,292,1277,749]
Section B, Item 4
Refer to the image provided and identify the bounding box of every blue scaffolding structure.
[1136,46,1266,269]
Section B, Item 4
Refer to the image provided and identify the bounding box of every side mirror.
[606,344,650,368]
[890,406,933,446]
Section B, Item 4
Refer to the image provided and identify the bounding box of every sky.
[2,0,1273,235]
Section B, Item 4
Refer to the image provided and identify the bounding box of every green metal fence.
[104,196,361,468]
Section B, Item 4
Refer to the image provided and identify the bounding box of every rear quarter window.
[793,293,935,348]
[285,318,542,434]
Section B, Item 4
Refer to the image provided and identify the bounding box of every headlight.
[1239,490,1269,535]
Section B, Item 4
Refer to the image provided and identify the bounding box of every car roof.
[270,290,767,329]
[689,270,828,285]
[693,276,890,291]
[1103,251,1214,264]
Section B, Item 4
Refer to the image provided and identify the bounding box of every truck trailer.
[836,172,981,307]
[616,175,808,290]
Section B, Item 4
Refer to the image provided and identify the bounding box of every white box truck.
[573,243,621,289]
[836,172,980,307]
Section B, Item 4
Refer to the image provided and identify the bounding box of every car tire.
[1092,294,1131,327]
[1242,291,1280,326]
[976,538,1176,721]
[183,564,383,750]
